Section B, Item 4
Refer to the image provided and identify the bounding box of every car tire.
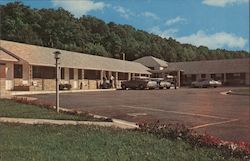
[121,84,127,90]
[139,84,145,90]
[166,87,170,89]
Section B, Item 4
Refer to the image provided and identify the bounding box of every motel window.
[78,69,82,80]
[69,68,74,79]
[32,66,41,78]
[211,74,215,79]
[61,68,65,79]
[118,72,128,80]
[233,73,241,77]
[14,64,23,78]
[191,74,196,81]
[84,70,100,80]
[32,66,56,79]
[201,74,206,78]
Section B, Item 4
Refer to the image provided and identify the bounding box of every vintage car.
[149,78,172,89]
[191,79,222,88]
[121,76,149,90]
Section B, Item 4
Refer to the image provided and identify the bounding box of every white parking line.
[121,105,230,120]
[190,119,239,129]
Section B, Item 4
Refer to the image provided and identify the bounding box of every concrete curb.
[0,117,137,129]
[112,119,139,128]
[221,90,250,96]
[58,107,139,128]
[227,91,250,96]
[8,96,139,129]
[11,89,116,96]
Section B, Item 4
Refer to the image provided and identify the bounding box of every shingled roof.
[134,56,168,68]
[168,58,250,74]
[0,50,18,62]
[0,40,151,74]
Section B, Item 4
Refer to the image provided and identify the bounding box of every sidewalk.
[0,117,138,129]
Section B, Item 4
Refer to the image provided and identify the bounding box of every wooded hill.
[1,2,249,62]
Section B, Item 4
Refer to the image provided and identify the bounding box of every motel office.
[135,56,250,86]
[0,40,150,96]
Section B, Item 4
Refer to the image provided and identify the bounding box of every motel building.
[0,40,151,97]
[0,40,249,97]
[135,56,250,87]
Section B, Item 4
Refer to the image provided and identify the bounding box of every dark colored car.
[121,77,148,90]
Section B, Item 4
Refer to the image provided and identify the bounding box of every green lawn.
[0,99,107,121]
[0,123,240,161]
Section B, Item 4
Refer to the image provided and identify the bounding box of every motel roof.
[0,50,18,62]
[134,56,168,68]
[0,40,151,74]
[168,58,250,74]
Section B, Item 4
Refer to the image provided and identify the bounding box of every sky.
[1,0,249,52]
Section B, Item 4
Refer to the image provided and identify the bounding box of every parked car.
[59,84,72,90]
[121,76,149,90]
[149,78,172,89]
[191,79,222,88]
[100,82,112,89]
[147,80,158,89]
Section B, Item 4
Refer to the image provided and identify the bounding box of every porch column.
[132,73,135,79]
[6,62,14,90]
[177,70,181,87]
[100,70,104,84]
[29,65,32,84]
[115,72,118,88]
[74,68,78,89]
[64,68,69,83]
[128,73,131,80]
[223,73,227,84]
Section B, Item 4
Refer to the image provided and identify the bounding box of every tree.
[1,2,249,63]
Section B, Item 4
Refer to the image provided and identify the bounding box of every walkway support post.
[54,51,61,113]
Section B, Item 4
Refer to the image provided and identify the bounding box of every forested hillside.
[0,2,249,62]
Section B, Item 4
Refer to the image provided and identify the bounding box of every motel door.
[0,64,6,78]
[0,63,6,92]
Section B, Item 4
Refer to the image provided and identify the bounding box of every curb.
[227,90,250,96]
[10,89,116,96]
[112,119,139,128]
[0,117,113,126]
[58,107,139,128]
[0,117,137,129]
[9,97,139,129]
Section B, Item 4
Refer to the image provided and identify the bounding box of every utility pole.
[53,51,61,113]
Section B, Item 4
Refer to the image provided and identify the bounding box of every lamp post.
[54,51,61,113]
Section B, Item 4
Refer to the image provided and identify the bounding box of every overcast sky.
[1,0,249,51]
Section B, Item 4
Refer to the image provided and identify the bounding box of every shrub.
[136,121,250,160]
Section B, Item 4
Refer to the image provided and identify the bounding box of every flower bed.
[136,121,250,160]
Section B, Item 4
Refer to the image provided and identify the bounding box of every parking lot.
[28,87,249,142]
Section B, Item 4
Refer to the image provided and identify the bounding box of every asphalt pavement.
[27,87,250,142]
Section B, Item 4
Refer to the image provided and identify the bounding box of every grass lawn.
[232,88,250,95]
[0,123,241,161]
[0,99,106,121]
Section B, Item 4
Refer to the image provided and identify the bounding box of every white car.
[191,79,222,88]
[147,78,172,89]
[147,80,158,89]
